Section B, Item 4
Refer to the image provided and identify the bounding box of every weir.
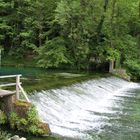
[30,77,140,140]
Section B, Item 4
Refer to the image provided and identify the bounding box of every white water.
[30,77,139,140]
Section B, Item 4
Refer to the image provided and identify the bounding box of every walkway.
[0,89,15,97]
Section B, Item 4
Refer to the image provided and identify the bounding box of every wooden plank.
[0,90,16,97]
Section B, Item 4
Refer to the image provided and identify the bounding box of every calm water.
[0,67,105,92]
[1,67,140,140]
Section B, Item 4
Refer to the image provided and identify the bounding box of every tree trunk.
[138,2,140,58]
[139,2,140,18]
[109,0,117,72]
[96,0,109,42]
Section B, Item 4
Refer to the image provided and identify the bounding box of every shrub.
[124,59,140,80]
[28,125,44,135]
[0,110,7,124]
[9,112,19,129]
[0,130,11,140]
[9,106,46,135]
[27,106,39,124]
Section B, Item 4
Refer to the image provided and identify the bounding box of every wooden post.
[18,84,30,102]
[109,60,114,73]
[16,75,20,100]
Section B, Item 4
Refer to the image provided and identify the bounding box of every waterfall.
[29,77,139,140]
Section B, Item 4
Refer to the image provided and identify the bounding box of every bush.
[9,112,18,129]
[0,130,11,140]
[28,125,44,135]
[0,110,7,124]
[124,59,140,80]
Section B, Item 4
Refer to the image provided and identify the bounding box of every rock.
[10,135,20,140]
[38,122,51,135]
[8,135,26,140]
[13,101,32,118]
[20,137,26,140]
[111,69,130,81]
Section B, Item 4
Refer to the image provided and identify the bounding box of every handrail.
[0,74,22,78]
[0,82,22,87]
[0,75,30,102]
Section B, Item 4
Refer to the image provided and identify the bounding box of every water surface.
[30,77,140,140]
[0,67,106,92]
[1,67,140,140]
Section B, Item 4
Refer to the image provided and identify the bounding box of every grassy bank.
[2,55,37,68]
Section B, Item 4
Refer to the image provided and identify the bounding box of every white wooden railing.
[0,75,30,102]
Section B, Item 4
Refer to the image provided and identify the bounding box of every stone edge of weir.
[0,94,51,137]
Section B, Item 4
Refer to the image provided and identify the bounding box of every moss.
[14,101,31,108]
[8,105,51,136]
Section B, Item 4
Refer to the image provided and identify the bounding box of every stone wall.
[111,69,130,81]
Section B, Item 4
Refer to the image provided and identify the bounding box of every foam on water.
[29,77,139,140]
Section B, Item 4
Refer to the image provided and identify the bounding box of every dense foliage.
[0,0,140,78]
[0,130,10,140]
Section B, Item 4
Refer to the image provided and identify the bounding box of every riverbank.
[2,56,138,82]
[1,126,59,140]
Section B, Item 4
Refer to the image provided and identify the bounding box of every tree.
[1,0,140,79]
[55,0,104,69]
[37,37,68,68]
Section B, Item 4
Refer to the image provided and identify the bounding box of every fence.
[0,75,30,102]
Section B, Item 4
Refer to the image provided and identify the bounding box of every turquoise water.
[0,67,105,140]
[0,67,105,92]
[1,67,140,140]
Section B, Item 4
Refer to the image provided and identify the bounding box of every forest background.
[0,0,140,80]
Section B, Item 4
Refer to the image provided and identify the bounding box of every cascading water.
[29,77,140,140]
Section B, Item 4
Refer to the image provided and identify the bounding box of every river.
[30,77,140,140]
[1,67,140,140]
